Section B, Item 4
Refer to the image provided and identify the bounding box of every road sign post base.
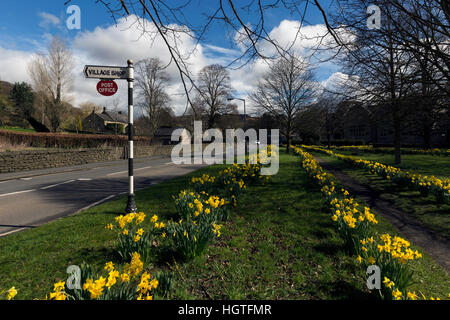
[125,194,137,214]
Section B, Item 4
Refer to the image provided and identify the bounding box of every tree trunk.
[393,114,402,164]
[286,120,291,154]
[327,131,331,149]
[423,123,432,150]
[286,133,291,153]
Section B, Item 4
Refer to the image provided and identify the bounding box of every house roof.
[98,109,128,124]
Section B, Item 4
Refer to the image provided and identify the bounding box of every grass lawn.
[328,149,450,178]
[0,126,35,133]
[309,151,450,241]
[0,151,449,300]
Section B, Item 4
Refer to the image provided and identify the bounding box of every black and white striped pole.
[125,59,137,213]
[83,61,137,213]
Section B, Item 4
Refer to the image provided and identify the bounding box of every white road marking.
[85,194,116,207]
[107,170,128,176]
[71,194,117,215]
[77,178,92,181]
[135,166,152,171]
[40,180,76,190]
[0,180,10,184]
[20,178,32,181]
[0,189,36,197]
[107,166,152,176]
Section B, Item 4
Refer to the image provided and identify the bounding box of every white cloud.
[264,21,331,56]
[321,72,350,90]
[229,20,342,113]
[38,12,61,29]
[71,16,210,114]
[318,71,361,101]
[0,16,343,119]
[204,44,241,56]
[0,47,33,84]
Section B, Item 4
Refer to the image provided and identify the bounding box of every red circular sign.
[97,80,118,96]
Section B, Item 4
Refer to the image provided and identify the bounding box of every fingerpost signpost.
[83,60,137,213]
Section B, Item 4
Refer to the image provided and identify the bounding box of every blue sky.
[0,0,340,114]
[0,0,332,49]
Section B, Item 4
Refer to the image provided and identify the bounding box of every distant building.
[323,102,449,147]
[82,107,128,134]
[154,126,190,145]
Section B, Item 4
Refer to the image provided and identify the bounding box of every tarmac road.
[0,155,211,237]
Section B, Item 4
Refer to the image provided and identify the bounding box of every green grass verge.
[0,151,448,300]
[0,163,228,300]
[328,149,450,178]
[0,126,36,133]
[309,151,450,241]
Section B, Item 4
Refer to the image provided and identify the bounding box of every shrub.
[356,234,422,300]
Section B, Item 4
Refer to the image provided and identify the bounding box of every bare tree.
[79,101,103,117]
[316,95,341,148]
[63,1,448,114]
[135,57,172,135]
[250,55,317,153]
[383,0,449,95]
[28,36,75,132]
[329,1,432,163]
[63,0,316,114]
[194,64,232,129]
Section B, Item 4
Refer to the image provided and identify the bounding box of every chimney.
[103,107,106,113]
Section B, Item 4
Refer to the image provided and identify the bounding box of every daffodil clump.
[302,145,450,203]
[294,146,378,252]
[354,234,424,300]
[175,190,229,223]
[2,254,161,301]
[191,172,247,205]
[48,252,159,300]
[191,174,217,195]
[165,217,223,261]
[167,190,228,260]
[330,197,378,253]
[107,212,162,262]
[0,287,18,300]
[329,145,450,157]
[190,146,276,204]
[382,277,446,300]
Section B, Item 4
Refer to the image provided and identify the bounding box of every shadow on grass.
[316,279,375,300]
[312,242,347,257]
[71,246,120,266]
[152,246,186,268]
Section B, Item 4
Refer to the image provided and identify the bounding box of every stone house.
[82,107,128,134]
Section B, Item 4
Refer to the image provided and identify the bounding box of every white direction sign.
[83,65,129,80]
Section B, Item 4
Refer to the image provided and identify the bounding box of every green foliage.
[165,219,221,261]
[9,82,34,120]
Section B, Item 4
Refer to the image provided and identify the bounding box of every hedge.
[0,130,152,149]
